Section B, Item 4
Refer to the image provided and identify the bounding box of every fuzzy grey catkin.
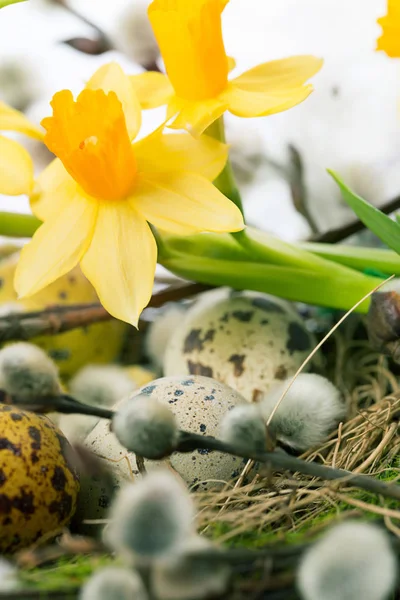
[59,365,137,442]
[220,404,267,453]
[260,373,345,450]
[112,394,178,459]
[0,342,61,401]
[297,521,397,600]
[152,536,231,600]
[145,304,187,373]
[79,567,147,600]
[107,471,194,561]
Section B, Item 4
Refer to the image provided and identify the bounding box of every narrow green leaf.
[0,212,41,237]
[0,0,27,8]
[300,242,400,275]
[161,255,380,314]
[329,169,400,254]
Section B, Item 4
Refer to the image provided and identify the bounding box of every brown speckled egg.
[164,289,318,401]
[0,404,80,553]
[80,376,248,525]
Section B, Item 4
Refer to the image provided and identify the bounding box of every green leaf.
[161,254,380,314]
[300,242,400,275]
[329,169,400,254]
[0,0,27,7]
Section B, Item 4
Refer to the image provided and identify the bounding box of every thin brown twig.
[0,282,211,342]
[310,194,400,244]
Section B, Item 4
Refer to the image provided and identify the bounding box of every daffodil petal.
[15,191,97,298]
[376,1,400,57]
[134,127,228,180]
[223,81,314,118]
[129,72,174,109]
[80,203,157,327]
[0,101,43,140]
[231,56,323,92]
[86,62,142,140]
[133,171,244,235]
[31,158,77,220]
[227,56,236,72]
[0,134,34,196]
[167,96,228,137]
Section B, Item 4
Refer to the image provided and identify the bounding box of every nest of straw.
[194,322,400,546]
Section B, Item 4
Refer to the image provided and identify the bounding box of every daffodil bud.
[152,535,231,600]
[259,374,345,450]
[79,567,147,600]
[220,404,267,453]
[145,304,187,373]
[114,0,159,69]
[112,394,178,459]
[0,342,61,402]
[107,471,194,561]
[297,521,397,600]
[59,365,136,442]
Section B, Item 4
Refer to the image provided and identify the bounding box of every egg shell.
[80,376,248,525]
[0,253,127,378]
[164,289,317,401]
[0,404,80,553]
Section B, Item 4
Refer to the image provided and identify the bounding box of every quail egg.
[164,289,318,401]
[80,376,248,525]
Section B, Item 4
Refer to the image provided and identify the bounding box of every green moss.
[205,456,400,549]
[18,554,116,592]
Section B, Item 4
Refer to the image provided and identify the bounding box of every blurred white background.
[0,0,398,241]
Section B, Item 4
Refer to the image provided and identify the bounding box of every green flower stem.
[0,212,41,237]
[160,254,380,314]
[300,241,400,276]
[0,0,27,7]
[206,117,244,214]
[205,117,342,272]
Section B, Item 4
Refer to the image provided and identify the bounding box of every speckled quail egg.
[0,252,127,378]
[80,376,248,524]
[164,289,318,401]
[0,404,79,552]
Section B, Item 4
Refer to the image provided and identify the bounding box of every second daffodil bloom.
[14,63,244,327]
[377,0,400,57]
[0,102,43,195]
[130,0,323,136]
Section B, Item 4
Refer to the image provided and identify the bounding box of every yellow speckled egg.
[0,252,127,378]
[0,404,80,553]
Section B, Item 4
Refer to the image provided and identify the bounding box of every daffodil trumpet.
[130,0,323,138]
[376,0,400,57]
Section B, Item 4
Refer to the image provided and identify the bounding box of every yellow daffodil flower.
[377,0,400,57]
[0,102,42,195]
[129,0,323,136]
[14,62,244,327]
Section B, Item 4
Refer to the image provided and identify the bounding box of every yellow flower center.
[42,89,137,201]
[148,0,229,101]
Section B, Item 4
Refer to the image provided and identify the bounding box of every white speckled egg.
[164,289,318,402]
[79,376,248,525]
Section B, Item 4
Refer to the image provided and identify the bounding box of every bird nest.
[194,324,400,546]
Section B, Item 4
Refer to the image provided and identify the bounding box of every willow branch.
[0,282,211,342]
[311,194,400,244]
[176,432,400,503]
